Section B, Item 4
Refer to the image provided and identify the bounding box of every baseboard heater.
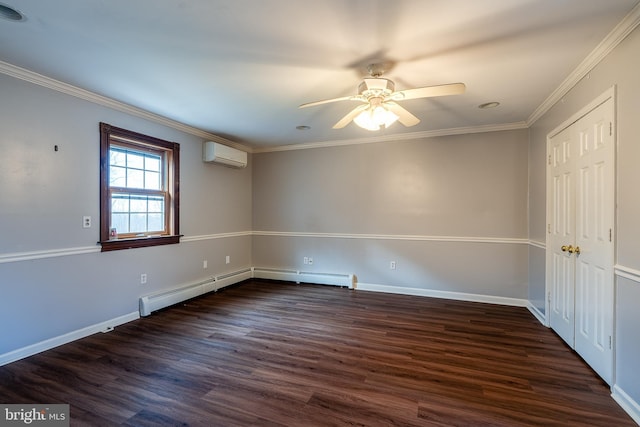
[252,267,356,289]
[139,268,252,316]
[139,268,355,317]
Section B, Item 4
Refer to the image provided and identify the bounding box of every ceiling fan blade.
[333,104,369,129]
[385,102,420,127]
[394,82,466,101]
[299,95,364,109]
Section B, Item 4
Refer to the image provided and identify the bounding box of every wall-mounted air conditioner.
[203,141,247,168]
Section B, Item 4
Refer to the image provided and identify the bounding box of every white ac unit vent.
[203,141,247,168]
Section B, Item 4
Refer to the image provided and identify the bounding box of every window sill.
[100,235,181,252]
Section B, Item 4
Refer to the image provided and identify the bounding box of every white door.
[548,125,576,346]
[573,100,615,383]
[546,94,615,384]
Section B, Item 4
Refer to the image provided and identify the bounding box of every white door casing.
[546,89,615,385]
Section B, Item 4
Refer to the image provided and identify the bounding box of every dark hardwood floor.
[0,280,635,426]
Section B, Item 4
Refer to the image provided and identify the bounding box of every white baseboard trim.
[612,384,640,425]
[0,311,139,367]
[527,303,548,326]
[355,282,528,307]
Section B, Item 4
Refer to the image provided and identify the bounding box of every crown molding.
[253,121,528,153]
[0,60,250,152]
[527,2,640,126]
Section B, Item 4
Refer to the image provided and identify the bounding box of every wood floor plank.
[0,279,635,426]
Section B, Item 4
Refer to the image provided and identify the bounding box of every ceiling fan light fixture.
[353,102,399,131]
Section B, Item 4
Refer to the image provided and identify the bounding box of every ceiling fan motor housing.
[359,78,395,100]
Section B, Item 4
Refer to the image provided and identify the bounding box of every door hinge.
[609,122,613,136]
[547,291,551,304]
[609,336,613,349]
[609,228,612,242]
[548,154,551,165]
[548,223,551,234]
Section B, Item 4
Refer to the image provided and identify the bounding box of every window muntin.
[99,123,180,251]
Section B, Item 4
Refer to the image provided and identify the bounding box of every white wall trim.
[527,302,548,326]
[0,246,100,264]
[253,230,528,245]
[356,282,528,307]
[253,122,528,153]
[615,264,640,283]
[0,232,253,264]
[0,311,139,367]
[529,240,546,250]
[527,3,640,126]
[612,384,640,425]
[0,232,533,265]
[0,60,249,152]
[180,231,253,243]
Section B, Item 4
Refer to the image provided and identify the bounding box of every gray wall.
[253,131,530,300]
[528,23,640,412]
[0,74,252,355]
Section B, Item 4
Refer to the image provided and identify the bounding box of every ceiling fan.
[299,64,465,131]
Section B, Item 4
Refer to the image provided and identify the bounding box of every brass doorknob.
[561,245,580,254]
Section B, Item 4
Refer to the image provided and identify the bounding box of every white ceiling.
[1,0,638,149]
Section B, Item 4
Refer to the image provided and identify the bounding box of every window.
[99,123,180,251]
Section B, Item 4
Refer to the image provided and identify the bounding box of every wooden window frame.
[99,122,181,252]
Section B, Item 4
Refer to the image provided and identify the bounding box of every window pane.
[127,152,144,169]
[110,166,126,187]
[131,197,148,213]
[112,195,130,213]
[130,214,147,233]
[145,171,161,190]
[127,169,144,188]
[148,214,164,232]
[110,148,126,167]
[111,213,129,234]
[145,155,161,172]
[148,197,164,213]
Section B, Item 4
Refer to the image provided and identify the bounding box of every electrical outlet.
[140,273,147,284]
[225,255,230,264]
[390,261,397,270]
[83,216,91,228]
[303,257,309,265]
[203,260,208,269]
